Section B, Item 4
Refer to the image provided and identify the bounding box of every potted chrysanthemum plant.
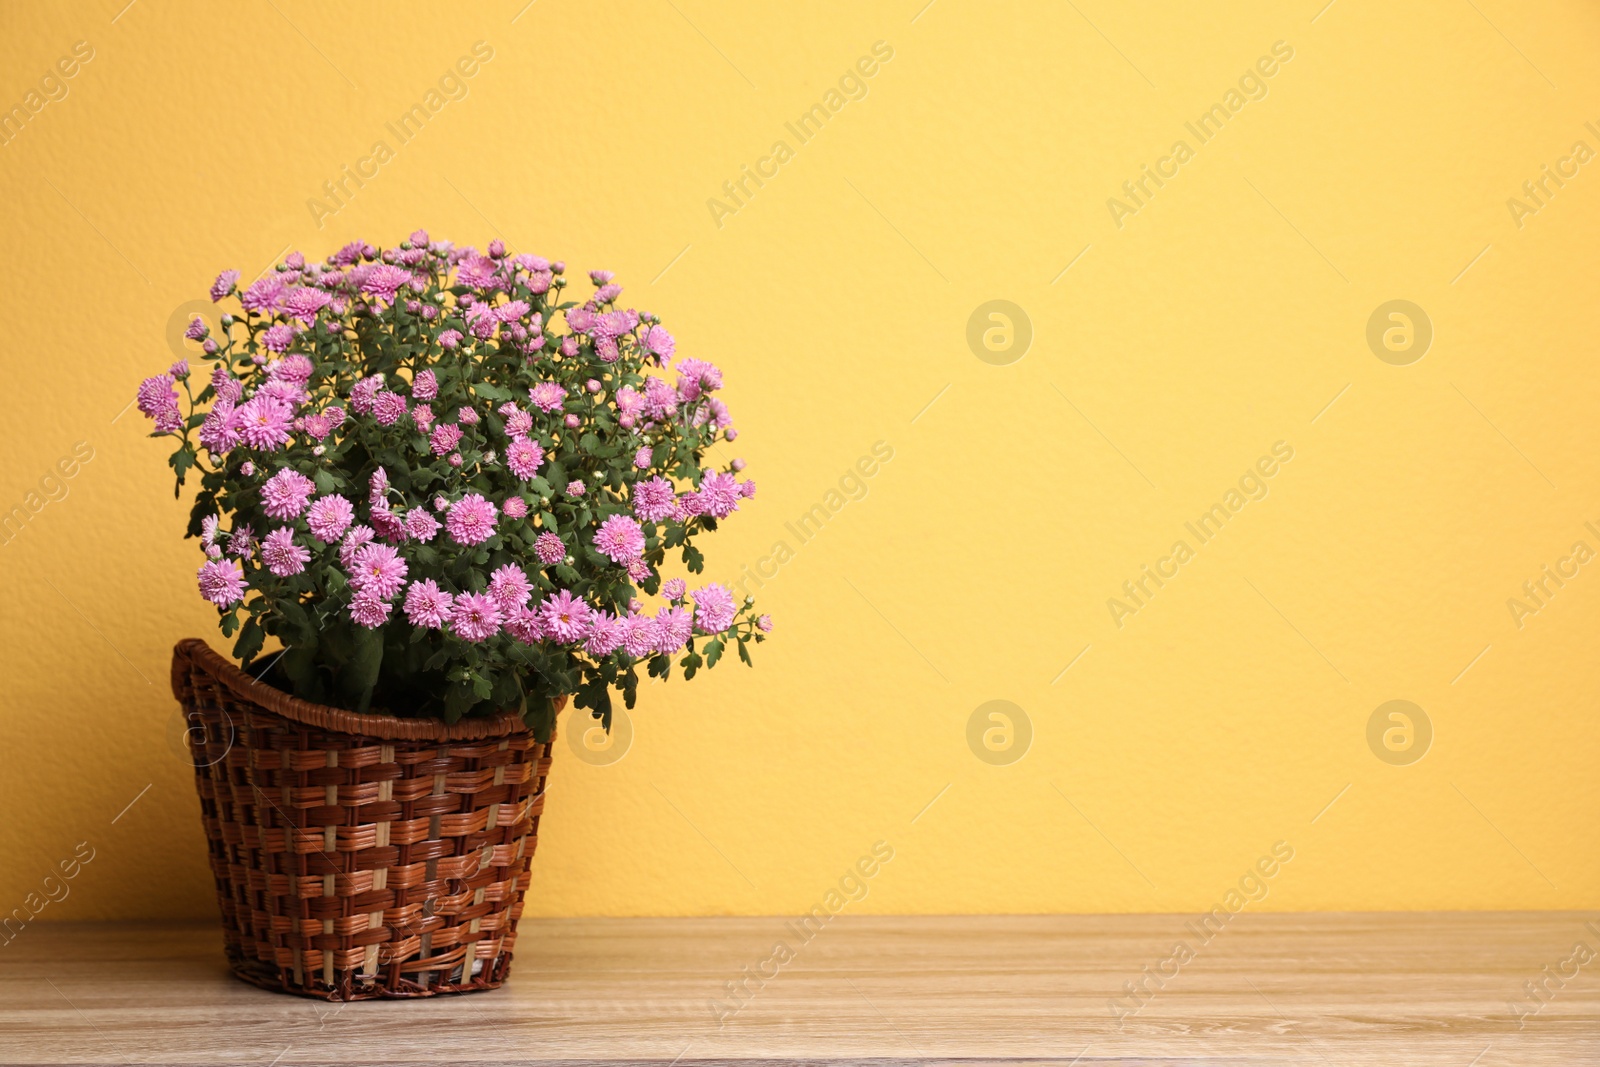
[137,231,770,1000]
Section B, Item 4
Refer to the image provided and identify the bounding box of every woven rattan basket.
[170,638,561,1000]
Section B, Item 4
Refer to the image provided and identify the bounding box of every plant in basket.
[137,232,771,999]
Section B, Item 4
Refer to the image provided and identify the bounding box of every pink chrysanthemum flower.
[349,375,383,414]
[529,381,567,413]
[634,446,652,470]
[643,377,678,420]
[585,611,625,656]
[136,373,179,426]
[539,590,591,643]
[360,264,413,305]
[306,494,355,543]
[450,592,502,642]
[534,532,566,565]
[236,395,295,451]
[227,523,255,559]
[411,369,437,400]
[631,477,676,523]
[339,524,375,568]
[332,240,366,266]
[502,496,528,519]
[757,614,773,632]
[282,286,333,322]
[403,579,453,629]
[261,324,295,353]
[258,378,309,409]
[210,269,240,302]
[698,471,743,519]
[675,359,723,402]
[404,506,440,542]
[644,324,675,364]
[373,391,408,426]
[654,606,693,654]
[184,316,208,341]
[593,514,646,564]
[488,563,533,612]
[458,406,479,426]
[371,505,407,544]
[240,275,285,314]
[302,413,332,440]
[211,366,243,404]
[261,468,315,520]
[348,589,392,629]
[500,404,533,437]
[455,254,498,290]
[661,578,686,602]
[412,404,435,431]
[739,479,757,498]
[197,559,246,606]
[505,436,544,480]
[261,527,311,577]
[504,605,543,644]
[565,480,586,498]
[200,401,242,454]
[349,543,408,600]
[690,583,736,634]
[430,423,463,456]
[438,328,463,349]
[621,613,658,658]
[626,557,653,582]
[445,492,497,545]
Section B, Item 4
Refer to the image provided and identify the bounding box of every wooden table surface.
[2,913,1596,1066]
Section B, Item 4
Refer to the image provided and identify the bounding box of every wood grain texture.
[2,914,1597,1065]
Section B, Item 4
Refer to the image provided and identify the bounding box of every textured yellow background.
[1,0,1597,922]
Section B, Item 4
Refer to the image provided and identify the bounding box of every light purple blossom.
[445,493,497,545]
[451,592,502,642]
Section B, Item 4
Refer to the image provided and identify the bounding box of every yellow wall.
[2,0,1597,923]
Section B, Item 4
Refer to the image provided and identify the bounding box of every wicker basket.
[170,638,560,1000]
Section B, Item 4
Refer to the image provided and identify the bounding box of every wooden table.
[2,914,1596,1065]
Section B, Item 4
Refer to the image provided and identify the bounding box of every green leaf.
[338,625,384,701]
[444,681,476,723]
[704,638,724,668]
[233,617,266,665]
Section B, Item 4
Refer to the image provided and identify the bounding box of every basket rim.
[171,637,558,741]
